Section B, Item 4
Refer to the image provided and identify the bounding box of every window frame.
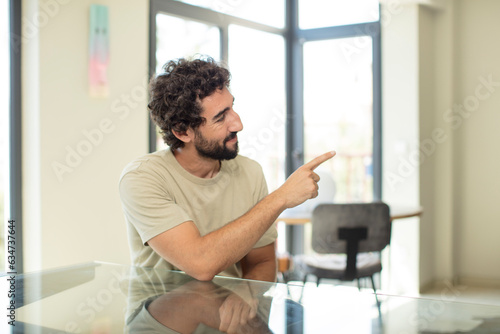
[148,0,382,254]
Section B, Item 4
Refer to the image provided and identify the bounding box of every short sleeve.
[119,168,192,245]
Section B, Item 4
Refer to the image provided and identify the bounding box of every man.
[119,57,335,283]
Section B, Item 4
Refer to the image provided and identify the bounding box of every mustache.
[224,132,238,143]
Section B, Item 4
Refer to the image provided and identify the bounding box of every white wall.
[452,0,500,286]
[424,0,456,289]
[22,0,149,272]
[422,0,500,288]
[418,3,437,291]
[382,3,421,294]
[384,0,500,292]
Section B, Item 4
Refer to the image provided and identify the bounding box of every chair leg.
[370,275,378,295]
[357,278,361,291]
[299,274,308,303]
[316,277,321,287]
[370,275,382,319]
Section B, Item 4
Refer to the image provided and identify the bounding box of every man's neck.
[172,147,221,179]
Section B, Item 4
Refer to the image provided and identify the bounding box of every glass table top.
[2,262,500,333]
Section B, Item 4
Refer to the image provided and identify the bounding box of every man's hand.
[219,293,258,333]
[275,151,336,209]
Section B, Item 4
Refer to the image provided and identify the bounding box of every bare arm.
[148,151,336,281]
[240,243,277,282]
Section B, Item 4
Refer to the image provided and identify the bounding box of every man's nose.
[228,109,243,132]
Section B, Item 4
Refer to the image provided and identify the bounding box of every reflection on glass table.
[2,262,500,333]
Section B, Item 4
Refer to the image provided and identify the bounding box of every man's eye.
[216,115,226,122]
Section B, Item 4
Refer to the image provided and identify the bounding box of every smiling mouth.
[225,132,238,143]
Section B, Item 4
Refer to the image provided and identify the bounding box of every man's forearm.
[192,191,285,280]
[242,258,277,282]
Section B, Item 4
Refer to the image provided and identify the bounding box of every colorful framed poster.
[89,4,109,98]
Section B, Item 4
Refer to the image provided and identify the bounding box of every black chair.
[294,202,391,296]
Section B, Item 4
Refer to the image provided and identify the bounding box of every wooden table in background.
[277,204,423,225]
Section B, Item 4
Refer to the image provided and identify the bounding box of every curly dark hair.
[148,57,231,150]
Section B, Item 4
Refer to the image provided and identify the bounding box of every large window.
[149,0,381,254]
[303,37,375,203]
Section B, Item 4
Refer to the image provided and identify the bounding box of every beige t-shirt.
[119,149,277,278]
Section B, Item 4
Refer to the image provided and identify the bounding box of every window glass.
[155,13,221,149]
[156,13,221,70]
[303,37,374,204]
[0,0,10,272]
[228,25,286,192]
[299,0,379,29]
[177,0,285,28]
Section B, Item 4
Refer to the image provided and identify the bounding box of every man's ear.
[172,127,195,144]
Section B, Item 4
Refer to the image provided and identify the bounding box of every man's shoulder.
[120,150,172,179]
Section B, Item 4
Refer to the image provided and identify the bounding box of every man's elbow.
[190,271,216,281]
[183,261,221,281]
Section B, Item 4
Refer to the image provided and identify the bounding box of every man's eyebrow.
[213,107,230,121]
[212,97,235,121]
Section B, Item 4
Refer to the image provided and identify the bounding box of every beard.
[194,130,239,161]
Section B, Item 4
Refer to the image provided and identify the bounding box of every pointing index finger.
[303,151,336,170]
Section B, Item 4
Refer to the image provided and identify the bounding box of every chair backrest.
[311,202,391,254]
